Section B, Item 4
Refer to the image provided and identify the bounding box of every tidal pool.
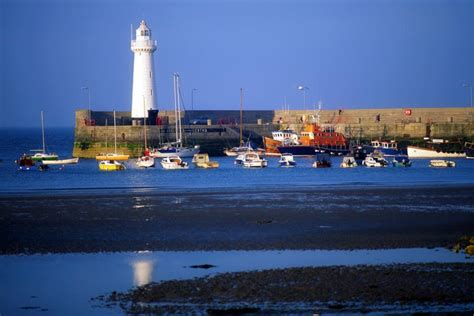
[0,248,469,315]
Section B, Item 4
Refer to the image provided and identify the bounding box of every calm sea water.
[0,127,473,194]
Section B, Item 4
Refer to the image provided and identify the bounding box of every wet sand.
[102,263,474,314]
[1,185,473,254]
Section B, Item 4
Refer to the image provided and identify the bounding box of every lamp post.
[81,86,91,122]
[297,85,309,110]
[462,83,473,107]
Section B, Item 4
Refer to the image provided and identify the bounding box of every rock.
[189,264,216,269]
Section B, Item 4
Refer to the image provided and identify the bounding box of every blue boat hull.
[277,146,316,156]
[362,146,406,156]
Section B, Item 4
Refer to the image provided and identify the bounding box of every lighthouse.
[131,20,157,118]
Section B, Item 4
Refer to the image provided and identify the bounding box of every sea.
[0,127,473,195]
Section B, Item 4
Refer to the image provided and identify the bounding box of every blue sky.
[1,0,473,127]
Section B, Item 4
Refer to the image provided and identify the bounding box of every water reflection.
[132,259,154,286]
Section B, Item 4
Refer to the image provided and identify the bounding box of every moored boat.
[42,158,79,165]
[136,155,155,168]
[363,140,405,157]
[340,156,357,168]
[30,111,58,161]
[271,123,349,156]
[16,154,35,171]
[429,159,456,168]
[242,152,267,168]
[278,153,296,167]
[392,155,411,167]
[464,142,474,159]
[407,139,465,158]
[96,153,130,161]
[192,153,219,168]
[160,155,189,170]
[99,160,126,171]
[151,144,200,158]
[312,153,332,168]
[363,154,388,168]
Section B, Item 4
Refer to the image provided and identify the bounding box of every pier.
[73,107,474,158]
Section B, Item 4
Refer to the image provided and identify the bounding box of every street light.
[191,88,198,111]
[297,85,309,110]
[462,83,473,107]
[81,86,91,122]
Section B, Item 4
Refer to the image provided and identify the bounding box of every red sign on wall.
[404,109,412,116]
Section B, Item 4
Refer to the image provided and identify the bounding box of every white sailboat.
[31,111,58,161]
[136,96,155,168]
[98,111,127,171]
[151,73,200,158]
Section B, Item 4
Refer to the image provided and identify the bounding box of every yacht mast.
[40,110,45,154]
[142,95,148,149]
[114,110,117,154]
[177,74,182,147]
[240,88,243,146]
[173,73,179,145]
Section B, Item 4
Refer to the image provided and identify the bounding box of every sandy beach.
[1,185,473,254]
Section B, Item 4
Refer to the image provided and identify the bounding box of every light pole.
[191,88,197,111]
[297,85,309,110]
[462,83,473,107]
[81,86,91,122]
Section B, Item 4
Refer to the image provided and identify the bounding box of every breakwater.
[73,108,474,157]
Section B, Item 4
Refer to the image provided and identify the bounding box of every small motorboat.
[312,153,331,168]
[278,153,296,167]
[340,156,357,168]
[99,160,126,171]
[363,153,388,168]
[16,154,36,171]
[42,158,79,165]
[242,152,267,168]
[192,153,219,169]
[161,155,189,170]
[136,155,155,168]
[392,155,412,167]
[429,159,456,168]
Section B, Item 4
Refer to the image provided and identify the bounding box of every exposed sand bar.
[103,263,474,314]
[1,185,473,254]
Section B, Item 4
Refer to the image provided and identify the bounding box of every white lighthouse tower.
[131,20,157,118]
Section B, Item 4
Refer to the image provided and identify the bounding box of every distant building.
[131,20,157,118]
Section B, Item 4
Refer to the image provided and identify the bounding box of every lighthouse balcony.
[131,40,157,51]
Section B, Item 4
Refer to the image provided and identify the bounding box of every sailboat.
[97,110,127,171]
[224,89,264,157]
[95,111,130,161]
[150,73,200,158]
[136,97,155,168]
[31,111,58,161]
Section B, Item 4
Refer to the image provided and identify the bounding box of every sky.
[0,0,473,127]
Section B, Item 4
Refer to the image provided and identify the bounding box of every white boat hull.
[151,146,200,158]
[407,146,465,158]
[136,156,155,168]
[42,158,79,165]
[429,160,456,168]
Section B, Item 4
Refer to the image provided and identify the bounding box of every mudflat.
[101,263,474,314]
[1,185,473,254]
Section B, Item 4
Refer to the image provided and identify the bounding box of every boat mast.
[142,95,147,150]
[177,74,182,147]
[113,110,117,154]
[173,73,179,145]
[105,118,108,151]
[40,110,45,154]
[240,88,243,146]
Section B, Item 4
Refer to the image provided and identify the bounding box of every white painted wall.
[131,21,157,118]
